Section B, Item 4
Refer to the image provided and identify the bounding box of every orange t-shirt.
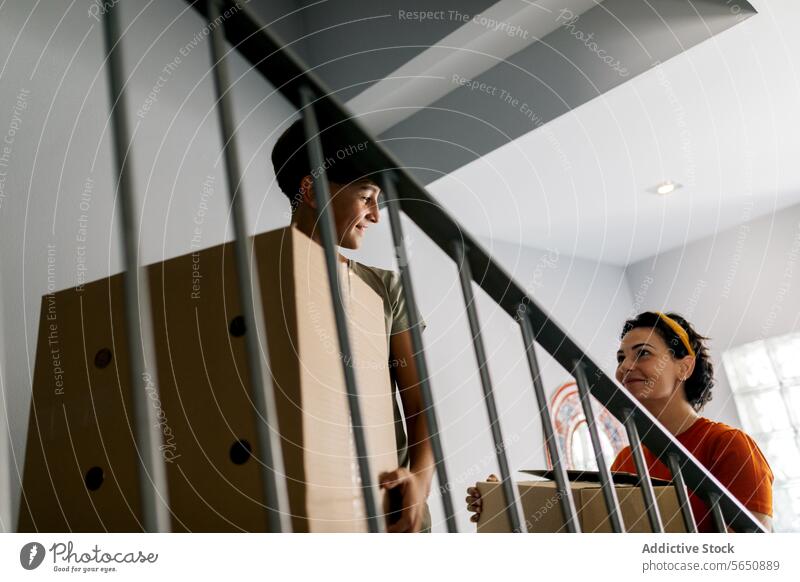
[610,417,773,532]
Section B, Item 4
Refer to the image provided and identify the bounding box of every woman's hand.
[466,474,499,523]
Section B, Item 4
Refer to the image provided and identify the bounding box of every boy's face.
[323,179,382,250]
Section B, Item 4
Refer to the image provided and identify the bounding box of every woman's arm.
[709,430,774,533]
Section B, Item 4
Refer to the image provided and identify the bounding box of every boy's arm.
[378,329,434,532]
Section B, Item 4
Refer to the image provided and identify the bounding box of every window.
[722,332,800,532]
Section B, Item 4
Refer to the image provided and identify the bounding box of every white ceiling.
[363,0,800,266]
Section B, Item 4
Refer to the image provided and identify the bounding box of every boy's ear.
[299,175,316,209]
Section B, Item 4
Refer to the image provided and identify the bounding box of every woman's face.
[615,327,692,404]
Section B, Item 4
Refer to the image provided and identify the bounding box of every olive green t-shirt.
[346,259,426,469]
[347,259,431,532]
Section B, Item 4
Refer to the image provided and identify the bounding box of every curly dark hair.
[620,312,714,411]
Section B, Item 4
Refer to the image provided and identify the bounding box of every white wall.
[5,0,791,537]
[0,0,649,535]
[0,0,637,528]
[360,231,636,532]
[352,200,800,533]
[624,201,800,430]
[0,276,11,532]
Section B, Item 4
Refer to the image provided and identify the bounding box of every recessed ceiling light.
[651,181,682,195]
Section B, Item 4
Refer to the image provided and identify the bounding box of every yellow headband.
[654,312,695,358]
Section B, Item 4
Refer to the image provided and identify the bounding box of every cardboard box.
[18,226,397,532]
[476,476,688,533]
[255,227,398,532]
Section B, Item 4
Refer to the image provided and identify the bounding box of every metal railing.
[98,0,767,533]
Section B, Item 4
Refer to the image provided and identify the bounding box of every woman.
[466,311,774,532]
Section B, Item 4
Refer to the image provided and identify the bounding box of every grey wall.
[0,0,299,529]
[380,0,756,183]
[363,230,636,532]
[295,0,500,102]
[342,187,800,533]
[0,0,787,536]
[0,0,638,530]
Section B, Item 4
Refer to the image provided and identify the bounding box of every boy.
[271,120,433,532]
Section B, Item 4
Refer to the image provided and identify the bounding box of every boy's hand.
[466,474,499,523]
[379,467,427,532]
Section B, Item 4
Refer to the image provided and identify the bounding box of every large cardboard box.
[255,227,398,532]
[476,475,687,533]
[18,226,397,532]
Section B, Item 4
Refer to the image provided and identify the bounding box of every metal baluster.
[381,172,457,532]
[519,314,580,532]
[453,240,527,533]
[573,361,624,532]
[102,3,170,532]
[208,0,291,532]
[666,453,697,533]
[708,492,727,533]
[299,87,382,533]
[622,408,664,532]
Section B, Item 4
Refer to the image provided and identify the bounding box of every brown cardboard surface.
[476,479,687,533]
[146,240,268,532]
[19,226,397,532]
[17,274,141,532]
[579,484,686,533]
[256,227,397,532]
